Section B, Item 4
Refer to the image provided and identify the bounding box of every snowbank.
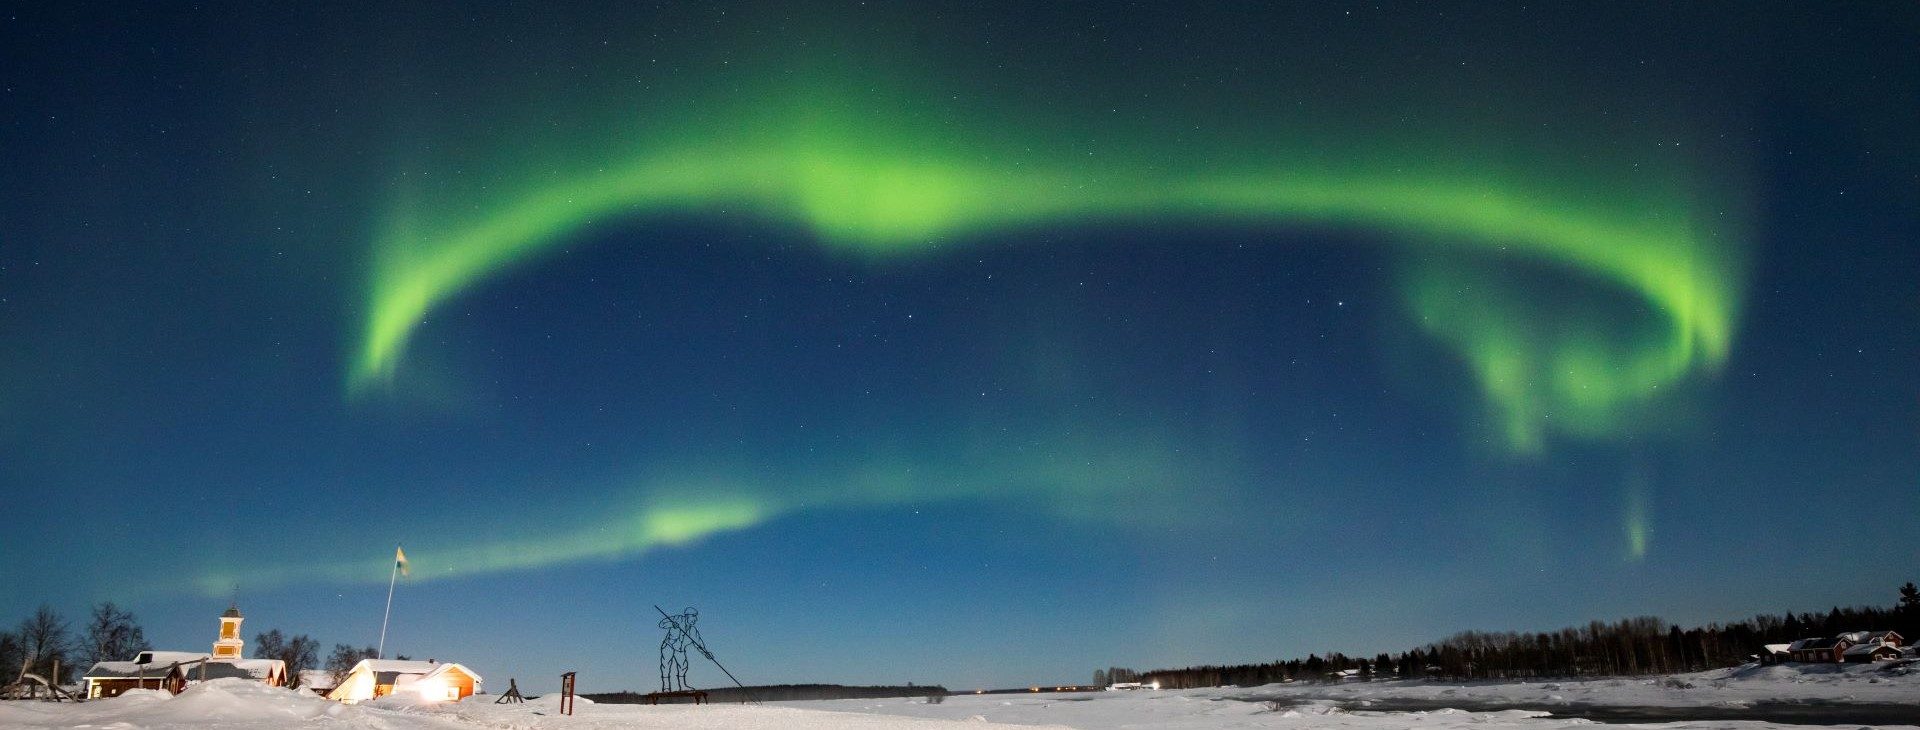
[0,678,359,729]
[0,676,1057,729]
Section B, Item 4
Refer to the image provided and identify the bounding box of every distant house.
[1759,644,1792,665]
[326,659,481,703]
[1783,630,1903,664]
[1843,643,1902,663]
[1862,631,1904,647]
[83,605,285,698]
[1787,637,1852,663]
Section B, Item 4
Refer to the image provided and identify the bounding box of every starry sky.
[1,2,1916,692]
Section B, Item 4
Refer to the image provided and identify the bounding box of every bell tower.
[213,603,245,659]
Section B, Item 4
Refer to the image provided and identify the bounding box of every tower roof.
[222,604,243,619]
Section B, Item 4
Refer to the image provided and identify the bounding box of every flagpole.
[377,546,399,660]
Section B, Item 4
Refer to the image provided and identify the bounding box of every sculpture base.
[643,690,710,705]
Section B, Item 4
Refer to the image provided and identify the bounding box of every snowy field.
[797,663,1920,728]
[2,663,1915,729]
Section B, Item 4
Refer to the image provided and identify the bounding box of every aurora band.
[353,138,1741,454]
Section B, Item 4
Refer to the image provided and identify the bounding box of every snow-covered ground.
[0,679,1060,729]
[797,662,1920,728]
[3,663,1915,729]
[1210,661,1920,708]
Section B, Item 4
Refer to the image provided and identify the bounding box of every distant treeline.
[1129,582,1920,690]
[586,683,947,703]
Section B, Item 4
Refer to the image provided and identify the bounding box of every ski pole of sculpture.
[653,605,749,693]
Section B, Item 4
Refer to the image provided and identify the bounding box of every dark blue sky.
[1,2,1915,692]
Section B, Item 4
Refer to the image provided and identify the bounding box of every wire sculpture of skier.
[658,606,702,691]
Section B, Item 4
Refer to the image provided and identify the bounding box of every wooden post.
[560,672,576,716]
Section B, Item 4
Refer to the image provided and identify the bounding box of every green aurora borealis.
[356,81,1744,454]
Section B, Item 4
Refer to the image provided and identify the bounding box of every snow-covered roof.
[87,661,172,679]
[86,651,214,679]
[1843,642,1898,656]
[227,659,285,680]
[348,658,481,685]
[1762,644,1791,653]
[356,660,444,674]
[192,659,284,682]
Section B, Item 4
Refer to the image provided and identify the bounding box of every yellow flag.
[395,546,410,577]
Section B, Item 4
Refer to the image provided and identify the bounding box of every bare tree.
[281,635,319,689]
[0,630,21,682]
[325,644,377,686]
[15,605,72,683]
[252,628,320,688]
[81,602,149,667]
[253,629,286,660]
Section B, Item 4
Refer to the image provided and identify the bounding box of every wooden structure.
[494,677,525,703]
[560,672,576,715]
[2,662,81,702]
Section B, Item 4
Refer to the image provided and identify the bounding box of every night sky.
[2,2,1916,692]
